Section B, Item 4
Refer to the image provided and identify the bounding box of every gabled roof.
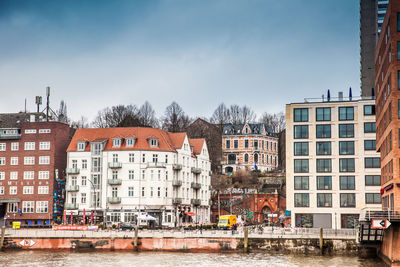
[167,132,187,150]
[222,123,276,136]
[67,127,189,152]
[189,138,206,155]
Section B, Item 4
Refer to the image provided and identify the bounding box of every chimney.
[338,92,343,101]
[30,114,35,122]
[322,94,325,102]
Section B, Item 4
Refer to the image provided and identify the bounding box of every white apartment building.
[286,97,381,229]
[65,127,212,227]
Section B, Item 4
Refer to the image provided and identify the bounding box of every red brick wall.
[375,0,400,209]
[0,121,71,224]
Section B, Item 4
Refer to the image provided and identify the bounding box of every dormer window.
[149,138,158,147]
[126,138,135,147]
[77,141,86,151]
[245,128,249,134]
[91,142,103,155]
[113,138,122,147]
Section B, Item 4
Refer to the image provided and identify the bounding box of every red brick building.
[222,123,278,173]
[0,113,71,226]
[374,0,400,210]
[210,188,286,225]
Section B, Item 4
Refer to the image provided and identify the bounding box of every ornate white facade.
[65,127,211,227]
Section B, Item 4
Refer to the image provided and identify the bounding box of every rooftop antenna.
[327,89,331,102]
[35,96,42,113]
[46,86,50,121]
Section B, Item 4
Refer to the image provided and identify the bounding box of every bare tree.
[161,102,191,132]
[71,116,90,128]
[229,105,241,124]
[260,112,285,133]
[239,105,256,124]
[56,100,70,123]
[138,101,158,127]
[210,103,231,128]
[92,104,142,128]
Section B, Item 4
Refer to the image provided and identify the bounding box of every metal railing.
[359,208,400,221]
[66,168,80,174]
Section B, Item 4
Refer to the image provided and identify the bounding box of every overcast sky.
[0,0,359,122]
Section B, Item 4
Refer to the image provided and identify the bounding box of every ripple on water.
[0,251,384,267]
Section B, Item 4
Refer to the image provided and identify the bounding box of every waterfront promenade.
[5,227,357,240]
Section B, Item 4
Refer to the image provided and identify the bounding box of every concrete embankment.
[1,228,373,256]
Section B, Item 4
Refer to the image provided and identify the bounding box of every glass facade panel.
[366,193,381,204]
[364,122,376,133]
[316,159,331,173]
[339,107,354,120]
[316,107,331,121]
[340,176,355,190]
[317,176,332,190]
[317,193,332,207]
[294,176,309,190]
[339,124,354,138]
[339,141,355,155]
[316,142,331,155]
[294,108,308,122]
[364,140,376,151]
[365,175,381,186]
[294,159,309,173]
[339,158,355,172]
[294,142,309,156]
[294,193,309,207]
[340,193,356,207]
[294,125,309,139]
[365,157,380,168]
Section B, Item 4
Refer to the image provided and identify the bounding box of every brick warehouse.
[374,0,400,211]
[0,113,71,226]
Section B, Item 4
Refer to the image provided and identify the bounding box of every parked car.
[120,222,136,231]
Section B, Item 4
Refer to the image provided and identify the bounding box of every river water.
[0,251,384,267]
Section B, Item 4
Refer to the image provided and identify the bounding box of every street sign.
[371,219,391,229]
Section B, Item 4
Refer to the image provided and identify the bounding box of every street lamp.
[87,179,98,225]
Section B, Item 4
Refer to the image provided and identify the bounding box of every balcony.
[66,168,80,175]
[66,185,79,192]
[147,162,166,168]
[191,182,201,190]
[227,160,237,165]
[191,167,202,174]
[107,197,121,204]
[172,180,182,187]
[173,164,182,170]
[108,162,122,169]
[108,179,122,185]
[65,203,79,210]
[172,198,182,205]
[191,199,201,206]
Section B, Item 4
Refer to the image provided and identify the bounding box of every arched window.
[244,154,249,163]
[254,153,259,163]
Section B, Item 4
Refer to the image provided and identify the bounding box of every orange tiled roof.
[189,138,205,155]
[67,127,188,152]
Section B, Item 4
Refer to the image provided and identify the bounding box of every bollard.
[134,226,139,251]
[319,227,323,252]
[0,226,5,250]
[244,227,249,253]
